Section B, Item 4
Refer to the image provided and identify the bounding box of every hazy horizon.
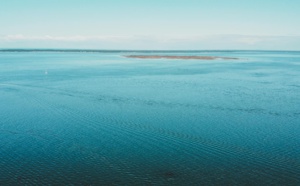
[1,0,300,50]
[1,48,300,52]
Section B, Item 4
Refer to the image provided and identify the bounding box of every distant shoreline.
[0,49,299,53]
[125,55,239,60]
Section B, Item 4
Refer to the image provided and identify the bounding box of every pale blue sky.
[1,0,300,50]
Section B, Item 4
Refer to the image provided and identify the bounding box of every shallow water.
[0,50,300,185]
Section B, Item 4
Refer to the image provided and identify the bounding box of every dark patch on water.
[0,87,20,92]
[289,84,300,88]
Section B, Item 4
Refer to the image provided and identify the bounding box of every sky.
[0,0,300,50]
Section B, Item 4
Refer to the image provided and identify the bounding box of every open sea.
[0,50,299,185]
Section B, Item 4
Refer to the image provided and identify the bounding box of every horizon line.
[1,48,300,52]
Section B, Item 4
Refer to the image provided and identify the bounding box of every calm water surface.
[0,50,299,185]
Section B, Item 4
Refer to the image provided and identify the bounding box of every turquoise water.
[0,50,299,185]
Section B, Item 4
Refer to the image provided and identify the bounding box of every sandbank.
[125,55,239,60]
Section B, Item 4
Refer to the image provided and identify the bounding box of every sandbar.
[125,55,239,60]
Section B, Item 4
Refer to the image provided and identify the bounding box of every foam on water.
[0,50,300,185]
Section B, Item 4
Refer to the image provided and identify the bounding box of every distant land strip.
[125,55,239,60]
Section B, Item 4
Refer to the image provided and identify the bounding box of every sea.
[0,50,299,185]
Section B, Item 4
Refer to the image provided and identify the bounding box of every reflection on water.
[0,51,300,185]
